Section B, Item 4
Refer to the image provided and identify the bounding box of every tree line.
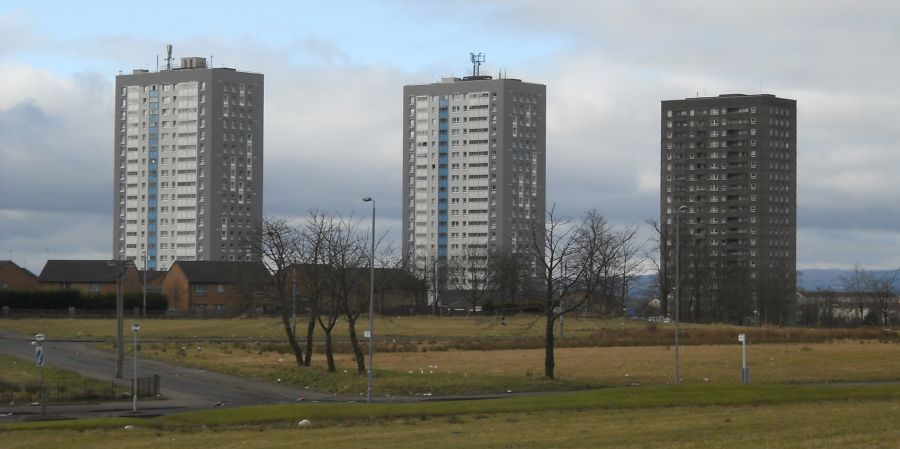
[253,207,647,380]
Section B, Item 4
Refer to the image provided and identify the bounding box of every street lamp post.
[132,323,141,412]
[108,259,133,379]
[362,196,375,404]
[674,205,688,385]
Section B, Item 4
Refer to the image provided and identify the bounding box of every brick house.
[0,261,39,290]
[37,260,142,295]
[162,261,272,314]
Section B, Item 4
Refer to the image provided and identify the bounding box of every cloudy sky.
[2,0,899,274]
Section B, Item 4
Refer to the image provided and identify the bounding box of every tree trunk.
[347,317,366,374]
[281,311,304,367]
[544,310,556,379]
[323,328,335,372]
[303,315,316,366]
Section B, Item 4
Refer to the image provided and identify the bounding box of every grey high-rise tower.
[113,53,264,271]
[402,70,546,301]
[660,94,796,325]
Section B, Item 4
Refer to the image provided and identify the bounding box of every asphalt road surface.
[0,331,353,421]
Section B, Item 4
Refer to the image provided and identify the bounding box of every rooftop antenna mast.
[470,52,485,77]
[165,44,174,70]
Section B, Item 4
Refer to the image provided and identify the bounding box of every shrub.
[0,289,168,310]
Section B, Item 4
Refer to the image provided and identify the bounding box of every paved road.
[0,331,353,421]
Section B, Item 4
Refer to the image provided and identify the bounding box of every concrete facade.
[402,76,546,293]
[660,94,797,324]
[113,57,264,271]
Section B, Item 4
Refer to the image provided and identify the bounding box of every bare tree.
[401,250,431,314]
[296,210,335,366]
[527,206,607,380]
[408,248,446,315]
[324,215,370,375]
[448,246,494,313]
[574,211,619,314]
[865,269,899,328]
[374,243,406,314]
[645,218,670,317]
[489,250,532,309]
[840,264,870,323]
[615,224,645,316]
[254,217,305,367]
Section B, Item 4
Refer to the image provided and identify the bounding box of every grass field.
[1,316,893,347]
[6,316,896,396]
[0,354,129,403]
[126,340,900,396]
[2,384,899,448]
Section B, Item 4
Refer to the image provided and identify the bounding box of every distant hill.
[628,269,899,298]
[797,268,900,291]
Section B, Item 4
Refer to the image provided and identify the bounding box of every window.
[217,284,225,293]
[194,284,208,296]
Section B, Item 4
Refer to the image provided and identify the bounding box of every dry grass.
[2,316,893,349]
[133,340,900,395]
[372,340,900,385]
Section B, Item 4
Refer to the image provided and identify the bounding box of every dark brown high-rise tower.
[660,94,796,325]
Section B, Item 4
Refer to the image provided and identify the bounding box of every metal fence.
[0,375,160,404]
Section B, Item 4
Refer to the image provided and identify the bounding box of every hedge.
[0,289,167,310]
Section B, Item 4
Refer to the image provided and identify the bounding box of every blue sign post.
[33,334,46,417]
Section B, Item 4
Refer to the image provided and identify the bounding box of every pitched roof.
[38,260,128,283]
[139,270,168,284]
[173,261,272,284]
[0,260,38,279]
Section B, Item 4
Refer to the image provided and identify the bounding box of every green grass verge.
[4,383,899,432]
[0,354,129,404]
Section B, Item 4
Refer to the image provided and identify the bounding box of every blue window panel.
[148,249,157,257]
[148,237,157,244]
[148,224,157,231]
[148,188,157,195]
[148,212,157,220]
[148,200,157,208]
[149,139,158,146]
[149,91,159,98]
[439,99,448,107]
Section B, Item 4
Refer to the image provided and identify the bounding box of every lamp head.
[362,197,372,202]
